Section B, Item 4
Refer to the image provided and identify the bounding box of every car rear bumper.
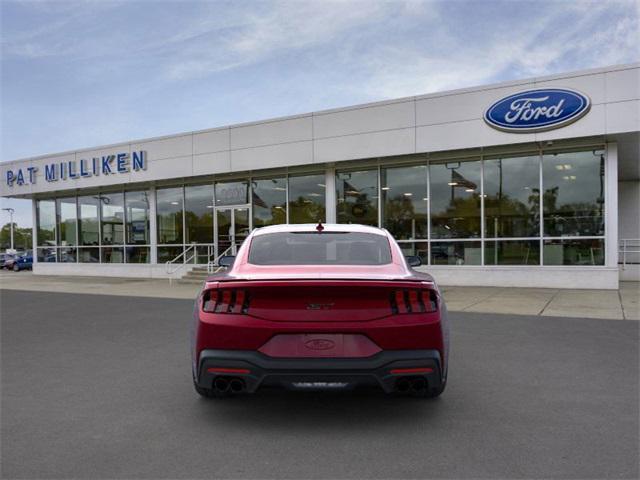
[196,349,443,394]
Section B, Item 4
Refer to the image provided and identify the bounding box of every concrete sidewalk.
[1,271,638,320]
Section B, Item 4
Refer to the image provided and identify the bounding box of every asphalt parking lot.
[1,289,638,479]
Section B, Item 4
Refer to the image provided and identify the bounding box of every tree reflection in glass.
[37,200,56,246]
[542,150,605,237]
[430,160,481,238]
[185,184,214,243]
[252,177,286,227]
[484,155,540,238]
[382,165,428,240]
[289,174,326,223]
[336,170,378,226]
[156,187,183,244]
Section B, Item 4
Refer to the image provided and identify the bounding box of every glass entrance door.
[215,206,250,259]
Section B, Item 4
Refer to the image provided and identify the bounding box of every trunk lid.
[213,279,431,322]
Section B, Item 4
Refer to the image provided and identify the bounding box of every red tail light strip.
[389,289,438,314]
[389,367,434,375]
[202,289,251,314]
[233,290,246,314]
[218,290,232,313]
[408,290,421,312]
[394,290,407,313]
[206,367,251,375]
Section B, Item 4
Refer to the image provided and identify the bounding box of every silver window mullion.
[97,194,102,263]
[377,164,382,228]
[213,182,218,259]
[426,157,431,265]
[285,174,290,224]
[480,154,485,266]
[182,185,186,263]
[122,188,127,264]
[75,196,79,263]
[248,177,254,231]
[539,146,544,266]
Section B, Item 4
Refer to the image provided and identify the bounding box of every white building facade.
[2,63,639,289]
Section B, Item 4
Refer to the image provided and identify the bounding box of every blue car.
[13,252,33,271]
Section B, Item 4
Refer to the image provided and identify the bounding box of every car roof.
[251,223,388,237]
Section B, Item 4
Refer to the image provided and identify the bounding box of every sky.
[1,0,639,228]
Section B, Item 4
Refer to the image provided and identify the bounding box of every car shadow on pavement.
[193,390,447,429]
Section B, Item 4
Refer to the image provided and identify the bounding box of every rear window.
[248,232,392,265]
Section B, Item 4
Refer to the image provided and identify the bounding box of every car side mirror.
[406,255,422,267]
[218,255,235,268]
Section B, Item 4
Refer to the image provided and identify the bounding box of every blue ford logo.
[484,88,590,133]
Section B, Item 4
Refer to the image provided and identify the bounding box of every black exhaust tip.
[214,377,230,393]
[411,377,427,393]
[396,378,411,393]
[229,378,245,393]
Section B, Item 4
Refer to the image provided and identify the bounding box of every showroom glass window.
[100,193,124,263]
[381,164,428,240]
[56,197,77,263]
[430,159,481,239]
[125,191,150,245]
[543,238,604,265]
[156,187,184,244]
[124,190,150,264]
[100,193,124,245]
[252,177,286,227]
[156,187,184,263]
[37,200,56,246]
[485,240,540,265]
[542,150,605,237]
[77,195,100,262]
[431,241,481,265]
[185,184,214,243]
[288,174,326,223]
[542,149,605,266]
[484,154,540,238]
[56,198,77,246]
[336,169,378,227]
[78,196,100,246]
[215,181,248,206]
[36,200,57,262]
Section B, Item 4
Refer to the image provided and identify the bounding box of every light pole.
[2,207,15,251]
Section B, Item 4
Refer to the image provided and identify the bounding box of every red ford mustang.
[191,223,449,398]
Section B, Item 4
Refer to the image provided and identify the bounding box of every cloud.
[350,0,639,99]
[1,0,126,58]
[163,1,407,80]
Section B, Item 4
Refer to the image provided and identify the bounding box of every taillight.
[202,289,251,314]
[389,288,437,314]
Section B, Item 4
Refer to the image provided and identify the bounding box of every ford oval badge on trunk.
[484,88,590,133]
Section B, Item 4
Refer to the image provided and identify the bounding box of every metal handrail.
[166,243,198,282]
[207,245,234,274]
[619,238,640,269]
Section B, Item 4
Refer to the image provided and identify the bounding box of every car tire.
[13,264,19,272]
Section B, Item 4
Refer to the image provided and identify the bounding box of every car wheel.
[13,264,19,272]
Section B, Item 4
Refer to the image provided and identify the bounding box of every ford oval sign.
[484,88,591,133]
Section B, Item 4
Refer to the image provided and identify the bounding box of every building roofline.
[3,61,639,165]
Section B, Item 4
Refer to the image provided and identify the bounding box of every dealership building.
[1,63,638,289]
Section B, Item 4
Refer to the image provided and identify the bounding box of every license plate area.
[258,333,381,358]
[291,381,350,389]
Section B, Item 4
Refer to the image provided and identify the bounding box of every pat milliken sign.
[5,151,147,187]
[484,88,591,133]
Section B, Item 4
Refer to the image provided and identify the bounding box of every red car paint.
[191,223,449,396]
